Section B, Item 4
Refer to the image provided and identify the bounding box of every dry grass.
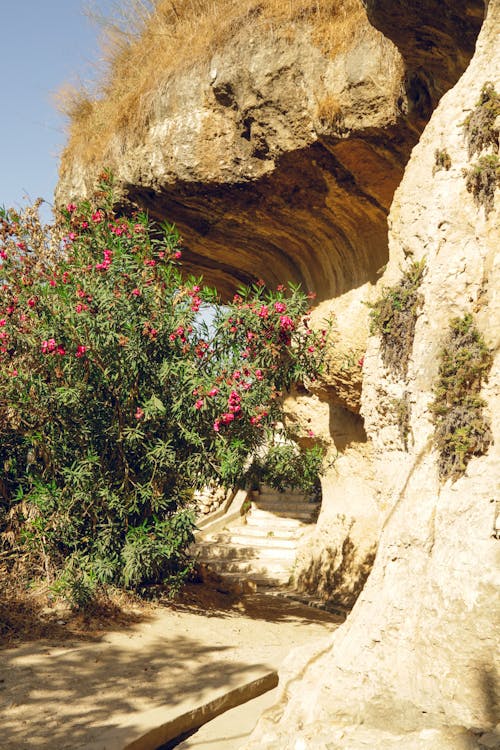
[58,0,365,174]
[315,92,343,129]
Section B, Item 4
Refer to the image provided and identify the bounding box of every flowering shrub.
[0,174,326,604]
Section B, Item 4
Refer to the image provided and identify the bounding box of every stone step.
[254,492,313,503]
[257,485,310,498]
[196,542,296,560]
[207,569,291,587]
[264,587,349,619]
[252,501,319,516]
[248,507,317,522]
[201,557,292,576]
[203,533,298,549]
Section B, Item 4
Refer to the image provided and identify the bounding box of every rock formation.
[242,1,500,747]
[57,0,499,745]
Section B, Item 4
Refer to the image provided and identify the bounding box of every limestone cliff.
[243,1,500,747]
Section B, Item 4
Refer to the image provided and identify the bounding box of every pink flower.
[144,259,156,267]
[307,345,315,353]
[41,338,57,354]
[358,357,364,368]
[131,288,141,297]
[257,305,269,318]
[275,301,287,313]
[173,251,182,260]
[255,369,263,381]
[57,346,66,356]
[279,315,294,332]
[0,250,7,260]
[66,203,77,213]
[16,242,26,251]
[194,399,204,410]
[0,319,6,327]
[49,279,57,287]
[68,232,77,241]
[192,285,200,293]
[75,345,87,358]
[9,369,18,377]
[92,210,104,223]
[208,387,219,397]
[169,333,177,341]
[135,407,144,420]
[27,298,36,308]
[213,419,221,432]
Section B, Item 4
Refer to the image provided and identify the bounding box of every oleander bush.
[0,173,326,605]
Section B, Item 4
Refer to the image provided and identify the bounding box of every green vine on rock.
[369,260,426,378]
[430,314,493,482]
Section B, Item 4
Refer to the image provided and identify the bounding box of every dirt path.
[1,586,342,750]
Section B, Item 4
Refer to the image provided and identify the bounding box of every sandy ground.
[0,585,342,749]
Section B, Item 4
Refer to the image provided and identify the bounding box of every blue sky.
[0,1,116,220]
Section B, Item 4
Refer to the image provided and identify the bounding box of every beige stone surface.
[243,1,500,747]
[0,593,339,750]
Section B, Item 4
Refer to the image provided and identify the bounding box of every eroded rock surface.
[243,1,500,746]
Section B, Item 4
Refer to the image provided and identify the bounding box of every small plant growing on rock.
[464,153,500,217]
[368,260,426,378]
[462,82,500,159]
[392,391,411,450]
[430,314,492,482]
[433,148,452,175]
[462,83,500,216]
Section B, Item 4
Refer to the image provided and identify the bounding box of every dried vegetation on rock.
[59,0,365,169]
[462,82,500,215]
[368,259,425,378]
[430,313,493,481]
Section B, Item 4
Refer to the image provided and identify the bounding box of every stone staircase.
[195,486,320,589]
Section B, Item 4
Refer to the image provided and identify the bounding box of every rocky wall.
[243,1,500,746]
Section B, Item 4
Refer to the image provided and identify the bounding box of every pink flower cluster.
[279,315,294,332]
[41,339,65,355]
[95,249,112,271]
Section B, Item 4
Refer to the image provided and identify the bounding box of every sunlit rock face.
[57,0,482,304]
[243,1,500,748]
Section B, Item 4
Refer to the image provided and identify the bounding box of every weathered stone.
[244,1,500,746]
